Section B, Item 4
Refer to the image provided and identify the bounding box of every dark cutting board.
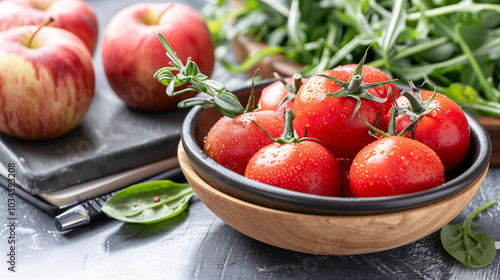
[0,74,189,195]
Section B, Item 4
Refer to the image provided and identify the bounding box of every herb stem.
[308,24,337,74]
[369,0,392,18]
[464,200,497,225]
[260,0,289,17]
[381,0,406,70]
[461,199,497,264]
[455,24,500,102]
[394,37,449,61]
[407,3,500,21]
[390,36,500,76]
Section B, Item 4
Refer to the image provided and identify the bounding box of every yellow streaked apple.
[0,0,99,55]
[0,22,95,140]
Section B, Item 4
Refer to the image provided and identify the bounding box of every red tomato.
[244,141,341,196]
[383,90,470,172]
[334,64,400,99]
[350,136,445,197]
[204,110,285,175]
[258,77,308,111]
[293,70,393,158]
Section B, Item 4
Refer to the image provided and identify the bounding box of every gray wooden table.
[1,0,499,279]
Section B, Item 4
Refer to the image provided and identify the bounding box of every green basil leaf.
[101,180,194,224]
[440,200,497,268]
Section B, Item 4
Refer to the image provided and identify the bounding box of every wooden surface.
[179,142,488,255]
[232,34,303,79]
[476,116,500,165]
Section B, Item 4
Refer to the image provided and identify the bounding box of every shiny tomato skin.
[258,77,308,111]
[334,64,400,99]
[244,141,341,196]
[204,110,285,175]
[293,70,393,158]
[350,136,445,197]
[383,91,470,172]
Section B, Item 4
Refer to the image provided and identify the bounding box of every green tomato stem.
[347,75,363,93]
[277,109,296,143]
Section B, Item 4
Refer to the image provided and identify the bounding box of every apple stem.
[155,4,174,25]
[27,17,54,49]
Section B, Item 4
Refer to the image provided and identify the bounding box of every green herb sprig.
[154,33,244,118]
[440,199,498,268]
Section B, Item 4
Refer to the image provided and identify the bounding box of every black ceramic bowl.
[180,80,492,216]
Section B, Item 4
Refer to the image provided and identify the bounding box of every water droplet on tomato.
[410,152,419,160]
[401,156,409,165]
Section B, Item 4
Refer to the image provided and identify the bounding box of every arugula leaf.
[101,180,194,224]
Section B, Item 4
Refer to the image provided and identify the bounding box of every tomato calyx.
[360,107,422,139]
[396,79,439,121]
[273,72,304,110]
[250,109,309,145]
[317,47,397,123]
[155,33,245,118]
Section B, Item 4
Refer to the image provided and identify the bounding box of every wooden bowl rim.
[179,141,488,218]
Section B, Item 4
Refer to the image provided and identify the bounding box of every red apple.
[0,0,98,55]
[0,24,95,140]
[101,2,215,112]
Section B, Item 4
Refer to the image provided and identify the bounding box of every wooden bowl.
[181,80,491,216]
[178,79,492,254]
[233,34,500,165]
[179,142,488,255]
